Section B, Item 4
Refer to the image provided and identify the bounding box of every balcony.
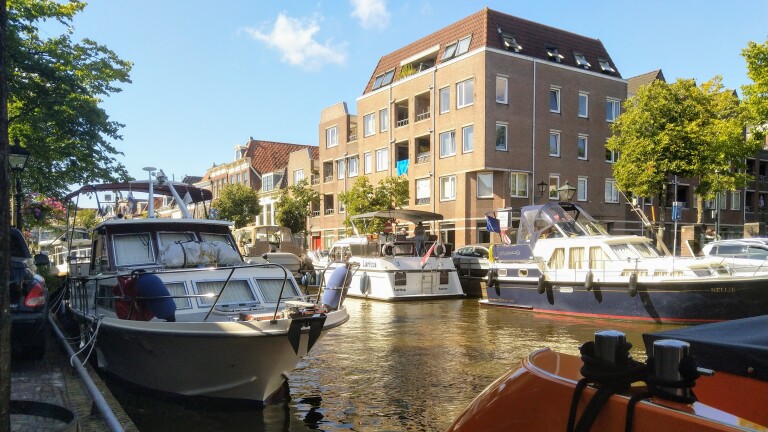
[311,175,320,185]
[324,175,333,183]
[311,210,320,217]
[324,208,335,215]
[416,152,431,164]
[396,118,409,128]
[415,111,430,122]
[416,197,430,205]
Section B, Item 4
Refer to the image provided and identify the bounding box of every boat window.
[165,282,192,309]
[113,233,155,267]
[633,243,660,258]
[158,232,196,249]
[589,247,607,270]
[548,248,565,269]
[393,243,414,256]
[747,246,768,259]
[256,278,301,302]
[201,233,234,248]
[569,247,586,269]
[610,244,638,260]
[194,279,256,306]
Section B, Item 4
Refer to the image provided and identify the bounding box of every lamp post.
[557,180,577,202]
[9,139,30,230]
[537,180,548,201]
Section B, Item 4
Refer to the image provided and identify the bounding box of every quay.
[10,317,138,432]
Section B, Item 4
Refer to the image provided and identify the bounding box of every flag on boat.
[183,191,193,205]
[127,192,138,214]
[420,242,436,268]
[486,214,511,244]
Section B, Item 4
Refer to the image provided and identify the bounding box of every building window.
[326,126,338,148]
[577,135,588,160]
[499,32,522,52]
[363,113,375,137]
[606,98,621,122]
[293,169,304,184]
[379,108,388,132]
[579,92,588,118]
[364,152,372,174]
[263,173,274,192]
[496,75,508,104]
[338,200,346,214]
[442,35,472,61]
[573,52,591,69]
[440,175,456,201]
[606,148,619,163]
[336,160,345,180]
[439,87,450,113]
[348,156,359,177]
[457,78,474,108]
[462,125,474,153]
[550,87,560,113]
[372,69,395,90]
[416,177,431,205]
[549,131,560,157]
[546,46,564,62]
[510,172,528,198]
[605,179,619,203]
[440,130,456,157]
[731,191,741,210]
[577,177,588,201]
[477,172,493,198]
[496,123,508,151]
[549,175,560,200]
[376,148,388,172]
[598,59,615,73]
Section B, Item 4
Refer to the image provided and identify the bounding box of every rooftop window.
[546,46,564,63]
[499,30,522,52]
[442,35,472,61]
[598,59,616,73]
[573,52,591,69]
[372,69,395,90]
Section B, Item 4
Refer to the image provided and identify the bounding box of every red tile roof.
[246,139,316,174]
[364,8,620,94]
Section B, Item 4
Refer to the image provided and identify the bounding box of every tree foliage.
[606,77,757,224]
[742,38,768,143]
[211,183,260,229]
[275,179,319,235]
[339,175,410,232]
[7,0,133,198]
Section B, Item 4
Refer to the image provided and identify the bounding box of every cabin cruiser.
[448,316,768,431]
[60,174,350,404]
[322,209,464,301]
[38,227,91,277]
[481,202,768,323]
[233,224,313,282]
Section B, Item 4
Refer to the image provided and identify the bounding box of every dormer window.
[546,46,564,63]
[574,52,591,69]
[372,69,395,90]
[598,59,616,73]
[498,30,522,52]
[442,35,472,61]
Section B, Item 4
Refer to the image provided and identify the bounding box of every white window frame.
[578,92,588,118]
[263,173,274,192]
[549,131,560,157]
[439,130,456,158]
[549,175,560,200]
[336,159,345,180]
[293,169,304,185]
[496,123,508,151]
[348,156,359,177]
[363,113,376,137]
[606,148,619,163]
[477,172,493,199]
[439,87,450,114]
[731,191,741,210]
[605,179,619,203]
[326,126,338,148]
[440,175,456,201]
[550,87,561,113]
[379,108,389,132]
[577,135,588,160]
[457,78,474,108]
[416,177,431,205]
[375,148,388,172]
[364,152,372,174]
[510,172,528,198]
[577,177,588,202]
[496,75,508,104]
[606,98,621,122]
[462,125,474,153]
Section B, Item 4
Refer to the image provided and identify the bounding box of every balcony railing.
[348,133,358,142]
[416,197,430,205]
[396,118,409,128]
[311,175,320,185]
[416,153,431,164]
[324,208,335,215]
[324,175,333,183]
[415,111,430,122]
[311,210,320,217]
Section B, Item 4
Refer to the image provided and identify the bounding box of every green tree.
[275,179,319,235]
[7,0,133,198]
[211,183,260,229]
[73,207,97,229]
[742,38,768,144]
[376,175,409,210]
[339,176,410,233]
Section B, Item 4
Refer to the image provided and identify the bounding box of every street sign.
[672,201,683,221]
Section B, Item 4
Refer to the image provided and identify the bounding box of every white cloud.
[244,14,347,71]
[350,0,390,30]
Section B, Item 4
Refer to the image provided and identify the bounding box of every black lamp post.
[537,181,548,199]
[9,139,30,230]
[557,180,577,202]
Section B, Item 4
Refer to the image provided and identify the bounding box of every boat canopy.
[351,209,443,223]
[517,202,608,246]
[64,181,212,203]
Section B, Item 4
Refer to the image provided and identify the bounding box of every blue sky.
[65,0,768,184]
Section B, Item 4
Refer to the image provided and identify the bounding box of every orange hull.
[448,349,768,432]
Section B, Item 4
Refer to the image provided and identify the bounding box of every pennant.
[486,215,501,233]
[420,242,436,269]
[501,231,511,245]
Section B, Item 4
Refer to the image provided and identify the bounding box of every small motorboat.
[448,316,768,431]
[233,224,314,282]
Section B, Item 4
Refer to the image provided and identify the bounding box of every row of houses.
[186,8,768,252]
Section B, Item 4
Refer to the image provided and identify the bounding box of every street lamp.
[9,139,30,230]
[537,180,548,198]
[557,180,577,202]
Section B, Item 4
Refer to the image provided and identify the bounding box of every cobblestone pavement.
[10,323,139,432]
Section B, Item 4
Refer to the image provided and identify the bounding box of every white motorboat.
[322,209,465,301]
[233,224,314,282]
[61,175,350,404]
[38,227,91,277]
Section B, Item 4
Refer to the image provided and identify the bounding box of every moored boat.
[233,224,314,282]
[61,174,351,404]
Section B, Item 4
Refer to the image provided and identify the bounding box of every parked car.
[452,243,491,278]
[9,227,50,358]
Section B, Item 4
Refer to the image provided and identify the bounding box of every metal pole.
[14,173,22,230]
[715,193,720,239]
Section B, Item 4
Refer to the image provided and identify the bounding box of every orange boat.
[448,316,768,432]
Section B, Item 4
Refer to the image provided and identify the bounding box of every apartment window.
[376,148,388,172]
[336,160,345,180]
[439,87,450,113]
[496,123,508,151]
[579,92,588,118]
[263,173,274,192]
[456,36,471,55]
[605,179,619,203]
[457,78,474,108]
[546,46,564,62]
[731,191,741,210]
[606,98,621,122]
[293,169,304,184]
[364,152,372,174]
[598,59,615,73]
[462,125,474,153]
[379,108,389,132]
[550,87,560,113]
[549,131,560,157]
[363,113,376,137]
[440,131,456,157]
[372,69,394,90]
[348,156,359,177]
[577,135,588,160]
[577,177,588,201]
[574,52,591,69]
[499,32,522,52]
[338,200,346,214]
[442,36,472,60]
[549,175,560,200]
[606,148,619,163]
[510,172,528,198]
[477,172,493,198]
[496,76,508,104]
[326,126,338,148]
[416,177,431,205]
[719,192,727,210]
[440,175,456,201]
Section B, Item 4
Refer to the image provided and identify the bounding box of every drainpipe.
[531,60,537,206]
[431,68,437,215]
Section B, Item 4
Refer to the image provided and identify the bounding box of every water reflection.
[108,299,681,431]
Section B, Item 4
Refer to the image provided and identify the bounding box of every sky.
[60,0,768,185]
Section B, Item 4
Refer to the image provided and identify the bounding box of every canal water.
[105,298,681,431]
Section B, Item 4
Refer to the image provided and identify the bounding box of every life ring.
[434,242,446,258]
[628,273,638,297]
[381,243,394,257]
[585,271,594,292]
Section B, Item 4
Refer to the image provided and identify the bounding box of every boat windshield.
[633,242,662,258]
